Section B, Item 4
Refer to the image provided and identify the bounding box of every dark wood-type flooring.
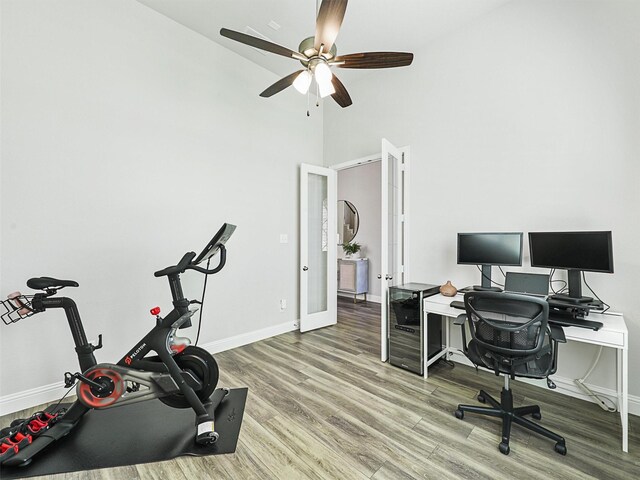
[2,297,639,479]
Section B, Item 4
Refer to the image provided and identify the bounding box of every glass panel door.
[307,173,328,314]
[300,164,337,332]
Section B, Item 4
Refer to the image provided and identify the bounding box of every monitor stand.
[548,270,592,304]
[473,285,502,292]
[473,265,502,292]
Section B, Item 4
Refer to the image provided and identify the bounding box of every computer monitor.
[528,231,613,304]
[457,232,523,291]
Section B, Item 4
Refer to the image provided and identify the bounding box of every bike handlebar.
[154,252,196,277]
[154,245,227,278]
[187,245,226,275]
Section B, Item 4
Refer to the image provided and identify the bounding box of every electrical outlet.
[280,234,288,244]
[280,299,287,311]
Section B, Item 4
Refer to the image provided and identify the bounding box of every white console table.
[424,293,629,453]
[338,258,369,302]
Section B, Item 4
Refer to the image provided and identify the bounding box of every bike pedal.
[64,372,77,388]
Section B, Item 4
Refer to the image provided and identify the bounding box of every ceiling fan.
[219,0,413,108]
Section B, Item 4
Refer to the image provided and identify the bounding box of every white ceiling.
[136,0,511,84]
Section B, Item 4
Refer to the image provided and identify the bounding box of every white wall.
[324,0,640,400]
[337,162,382,298]
[0,0,323,408]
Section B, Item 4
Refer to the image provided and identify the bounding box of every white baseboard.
[447,350,640,417]
[337,292,382,304]
[0,320,297,416]
[198,320,297,354]
[0,382,69,417]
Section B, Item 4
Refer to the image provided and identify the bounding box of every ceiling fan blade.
[220,28,307,62]
[260,70,304,98]
[332,52,414,69]
[314,0,348,53]
[330,74,352,108]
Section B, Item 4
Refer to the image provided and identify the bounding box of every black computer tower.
[388,283,443,375]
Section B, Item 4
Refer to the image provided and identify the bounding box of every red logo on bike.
[124,356,132,365]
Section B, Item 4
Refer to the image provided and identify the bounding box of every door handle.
[302,266,309,271]
[385,274,393,280]
[377,274,382,279]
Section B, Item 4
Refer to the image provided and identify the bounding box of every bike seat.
[27,277,79,290]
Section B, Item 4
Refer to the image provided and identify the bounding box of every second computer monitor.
[457,232,523,291]
[529,231,613,304]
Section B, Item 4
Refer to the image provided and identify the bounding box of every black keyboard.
[450,301,465,310]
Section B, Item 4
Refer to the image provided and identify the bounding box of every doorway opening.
[337,159,382,306]
[331,141,410,361]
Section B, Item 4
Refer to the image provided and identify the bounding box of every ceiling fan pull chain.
[316,81,320,107]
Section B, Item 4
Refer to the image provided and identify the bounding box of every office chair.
[453,291,567,455]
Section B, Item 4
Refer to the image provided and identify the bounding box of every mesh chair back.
[464,291,548,358]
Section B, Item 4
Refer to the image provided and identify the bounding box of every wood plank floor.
[3,297,639,479]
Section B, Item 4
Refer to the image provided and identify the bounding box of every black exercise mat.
[1,387,247,479]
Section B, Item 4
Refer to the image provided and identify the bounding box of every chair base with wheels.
[454,376,567,455]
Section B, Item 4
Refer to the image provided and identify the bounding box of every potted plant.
[342,242,362,259]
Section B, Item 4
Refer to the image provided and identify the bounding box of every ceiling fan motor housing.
[298,36,337,68]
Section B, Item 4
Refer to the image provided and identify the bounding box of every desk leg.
[622,347,629,453]
[423,315,429,379]
[446,315,450,360]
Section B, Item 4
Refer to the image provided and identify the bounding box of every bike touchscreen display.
[194,223,237,265]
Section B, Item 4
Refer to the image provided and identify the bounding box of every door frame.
[330,146,411,361]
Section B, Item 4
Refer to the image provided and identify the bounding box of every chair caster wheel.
[454,409,464,420]
[532,412,542,420]
[499,442,510,455]
[554,442,567,455]
[477,394,486,403]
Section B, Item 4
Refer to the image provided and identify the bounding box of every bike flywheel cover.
[77,367,125,408]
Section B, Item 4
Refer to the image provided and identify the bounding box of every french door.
[380,139,405,361]
[300,164,337,332]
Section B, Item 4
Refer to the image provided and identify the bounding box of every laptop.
[504,272,549,297]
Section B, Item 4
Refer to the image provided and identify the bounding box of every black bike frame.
[33,270,211,420]
[116,271,209,418]
[5,245,229,466]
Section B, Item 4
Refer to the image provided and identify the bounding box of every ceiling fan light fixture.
[314,62,332,84]
[293,69,312,94]
[317,78,335,98]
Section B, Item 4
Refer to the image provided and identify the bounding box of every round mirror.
[337,200,359,245]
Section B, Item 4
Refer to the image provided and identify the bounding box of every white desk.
[424,293,629,453]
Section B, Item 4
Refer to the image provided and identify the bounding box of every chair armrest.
[454,314,467,326]
[549,324,567,343]
[454,314,469,355]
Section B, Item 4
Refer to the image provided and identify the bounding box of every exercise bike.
[0,223,237,467]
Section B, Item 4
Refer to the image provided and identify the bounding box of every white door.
[380,139,405,361]
[300,164,337,332]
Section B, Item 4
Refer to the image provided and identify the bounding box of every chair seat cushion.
[468,339,554,378]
